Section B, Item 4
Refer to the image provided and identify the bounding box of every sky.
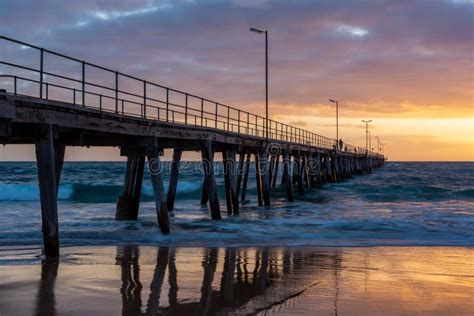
[0,0,473,161]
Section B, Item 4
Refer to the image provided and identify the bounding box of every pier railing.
[0,36,380,157]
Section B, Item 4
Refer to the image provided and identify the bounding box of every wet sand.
[0,246,473,315]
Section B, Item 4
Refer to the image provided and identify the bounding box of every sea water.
[0,162,472,248]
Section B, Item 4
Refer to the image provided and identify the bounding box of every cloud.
[0,0,472,160]
[288,120,308,126]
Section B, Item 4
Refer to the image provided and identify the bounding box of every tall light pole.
[250,27,269,146]
[375,136,380,155]
[329,99,339,144]
[368,131,372,152]
[361,120,372,154]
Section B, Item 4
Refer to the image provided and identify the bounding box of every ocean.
[0,161,472,250]
[1,161,473,315]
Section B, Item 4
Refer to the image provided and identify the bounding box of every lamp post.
[375,136,380,155]
[361,120,372,154]
[329,99,339,144]
[368,131,372,153]
[250,27,269,146]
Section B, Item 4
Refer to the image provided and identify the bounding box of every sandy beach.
[0,246,472,315]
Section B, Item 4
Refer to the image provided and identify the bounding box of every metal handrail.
[0,35,381,157]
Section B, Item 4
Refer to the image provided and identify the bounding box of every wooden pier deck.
[0,36,385,257]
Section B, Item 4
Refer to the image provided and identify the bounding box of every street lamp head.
[250,27,265,34]
[329,99,337,103]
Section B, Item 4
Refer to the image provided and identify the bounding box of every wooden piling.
[283,151,294,202]
[147,148,170,234]
[167,148,182,212]
[201,141,221,220]
[223,150,239,216]
[260,150,271,206]
[254,153,263,206]
[240,153,251,202]
[271,154,279,188]
[200,177,208,206]
[116,155,145,220]
[295,152,304,196]
[35,124,59,257]
[316,152,322,187]
[281,153,288,185]
[325,154,333,182]
[302,154,312,189]
[54,143,65,197]
[235,152,245,199]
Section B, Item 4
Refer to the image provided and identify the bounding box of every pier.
[0,36,385,257]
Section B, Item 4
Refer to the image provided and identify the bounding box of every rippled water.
[0,162,472,247]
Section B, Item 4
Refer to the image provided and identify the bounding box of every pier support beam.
[235,152,245,200]
[255,153,263,206]
[271,154,279,188]
[201,177,208,206]
[326,154,333,182]
[295,152,304,196]
[260,151,271,206]
[302,154,312,189]
[240,153,251,202]
[283,151,294,202]
[201,141,221,220]
[223,150,239,216]
[116,154,145,220]
[315,153,322,187]
[147,148,170,234]
[167,148,182,212]
[332,154,340,182]
[35,125,61,258]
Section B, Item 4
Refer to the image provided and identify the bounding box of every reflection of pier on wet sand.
[114,246,335,315]
[0,246,472,315]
